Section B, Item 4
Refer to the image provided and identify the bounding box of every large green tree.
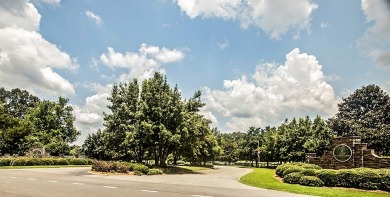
[100,72,221,166]
[328,84,390,155]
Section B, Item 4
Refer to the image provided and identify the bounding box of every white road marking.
[192,195,213,197]
[48,180,58,183]
[27,178,36,181]
[102,186,116,189]
[10,177,18,179]
[141,190,158,193]
[72,182,84,185]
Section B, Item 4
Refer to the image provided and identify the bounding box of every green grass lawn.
[0,165,91,169]
[239,168,390,197]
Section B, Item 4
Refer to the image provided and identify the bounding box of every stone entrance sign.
[306,136,390,169]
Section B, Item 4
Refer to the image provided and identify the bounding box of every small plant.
[147,169,163,175]
[133,170,143,176]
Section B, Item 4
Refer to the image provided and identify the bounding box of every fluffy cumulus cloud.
[73,83,112,145]
[85,10,102,25]
[358,0,390,67]
[176,0,318,39]
[0,0,78,96]
[100,43,185,81]
[202,48,338,132]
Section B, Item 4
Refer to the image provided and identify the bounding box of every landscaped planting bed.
[276,162,390,191]
[91,160,163,176]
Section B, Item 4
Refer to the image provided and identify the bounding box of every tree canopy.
[0,88,80,156]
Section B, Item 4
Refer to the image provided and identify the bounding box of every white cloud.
[0,0,78,97]
[85,10,102,25]
[34,0,61,5]
[176,0,318,40]
[99,43,185,81]
[324,73,341,82]
[218,39,230,49]
[202,48,338,132]
[358,0,390,67]
[320,22,329,29]
[0,0,41,31]
[73,84,112,145]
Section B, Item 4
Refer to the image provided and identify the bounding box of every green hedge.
[299,176,324,187]
[275,162,321,178]
[0,157,92,166]
[278,162,390,191]
[91,160,151,175]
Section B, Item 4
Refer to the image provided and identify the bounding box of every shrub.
[284,172,302,184]
[281,166,304,178]
[276,162,321,178]
[315,169,339,186]
[133,170,143,176]
[338,169,359,188]
[147,169,163,175]
[114,162,128,173]
[379,169,390,191]
[53,158,69,165]
[0,158,12,166]
[354,168,381,190]
[300,168,317,176]
[299,176,324,187]
[134,163,149,174]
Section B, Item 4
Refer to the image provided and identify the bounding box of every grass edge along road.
[239,168,390,197]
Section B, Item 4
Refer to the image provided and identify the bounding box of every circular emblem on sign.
[333,144,352,162]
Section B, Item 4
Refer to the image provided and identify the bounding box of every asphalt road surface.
[0,166,313,197]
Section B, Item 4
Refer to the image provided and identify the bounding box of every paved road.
[0,166,313,197]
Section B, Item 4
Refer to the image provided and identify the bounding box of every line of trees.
[0,88,80,156]
[82,73,221,166]
[216,115,334,166]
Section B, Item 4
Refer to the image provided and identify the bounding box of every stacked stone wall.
[306,136,390,169]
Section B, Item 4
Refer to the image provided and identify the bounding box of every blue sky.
[1,0,389,144]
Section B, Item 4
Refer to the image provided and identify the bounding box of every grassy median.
[239,168,390,197]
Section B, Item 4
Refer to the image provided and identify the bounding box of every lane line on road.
[141,190,159,193]
[10,177,18,179]
[102,186,116,189]
[72,182,84,185]
[48,180,58,183]
[27,178,36,181]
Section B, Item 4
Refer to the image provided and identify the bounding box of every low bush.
[91,160,151,175]
[315,169,339,186]
[0,157,92,166]
[283,172,302,184]
[276,162,321,178]
[299,176,324,187]
[0,158,12,166]
[134,163,149,174]
[147,169,163,175]
[133,170,143,176]
[379,169,390,191]
[281,166,304,177]
[354,168,381,190]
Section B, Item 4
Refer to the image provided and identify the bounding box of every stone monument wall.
[305,136,390,169]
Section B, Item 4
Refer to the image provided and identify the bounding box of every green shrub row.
[0,157,92,166]
[91,160,155,175]
[275,162,321,178]
[277,162,390,191]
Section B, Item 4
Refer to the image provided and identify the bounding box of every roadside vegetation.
[0,157,92,167]
[240,167,390,197]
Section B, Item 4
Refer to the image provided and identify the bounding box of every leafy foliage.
[84,73,221,166]
[0,87,80,156]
